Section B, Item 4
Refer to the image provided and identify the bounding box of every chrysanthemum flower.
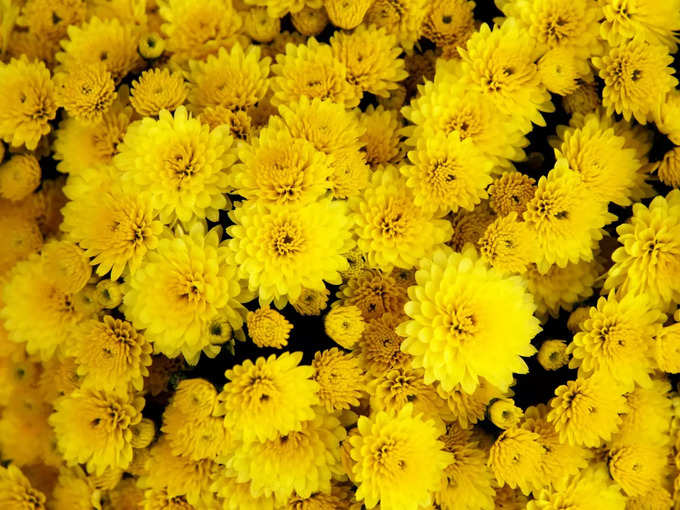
[324,305,365,349]
[593,38,677,124]
[487,426,545,495]
[122,223,246,364]
[49,389,144,475]
[0,154,41,202]
[437,378,506,429]
[270,38,360,107]
[159,0,243,65]
[489,399,523,429]
[231,124,331,207]
[243,7,280,43]
[94,279,123,309]
[0,56,56,150]
[435,424,495,510]
[547,375,629,447]
[54,63,115,124]
[402,79,529,169]
[350,404,451,510]
[614,377,673,447]
[538,47,591,95]
[247,307,293,348]
[330,24,407,99]
[187,44,270,114]
[360,105,402,167]
[403,131,494,215]
[1,255,83,359]
[0,464,46,509]
[656,313,680,373]
[527,465,627,510]
[422,0,475,54]
[42,240,91,295]
[229,412,345,503]
[478,212,534,275]
[554,113,647,206]
[218,351,319,444]
[458,19,554,130]
[562,81,601,116]
[138,32,165,60]
[398,245,540,393]
[227,199,352,307]
[130,68,187,117]
[655,147,680,189]
[327,150,370,200]
[364,0,428,49]
[537,339,569,370]
[72,316,152,393]
[291,6,328,35]
[56,17,142,83]
[291,287,330,316]
[609,445,668,498]
[60,185,163,280]
[604,190,680,310]
[448,203,497,252]
[350,166,452,272]
[312,348,365,412]
[353,312,411,376]
[568,293,664,389]
[523,166,615,272]
[115,106,235,223]
[142,489,196,510]
[487,172,536,217]
[600,0,680,50]
[324,0,373,29]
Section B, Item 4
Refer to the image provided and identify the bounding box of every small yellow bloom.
[324,305,365,349]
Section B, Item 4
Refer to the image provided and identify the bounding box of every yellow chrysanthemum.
[56,17,143,83]
[568,293,665,389]
[487,172,536,217]
[364,0,428,49]
[448,203,497,252]
[312,348,365,412]
[61,185,163,280]
[227,199,352,307]
[291,6,328,35]
[600,0,680,50]
[489,399,523,429]
[654,146,680,189]
[593,38,677,124]
[330,24,407,99]
[54,63,116,124]
[243,7,280,43]
[403,131,494,215]
[49,389,144,475]
[478,212,534,275]
[360,105,402,168]
[537,339,569,370]
[324,305,365,349]
[187,44,270,114]
[1,254,83,359]
[397,245,540,393]
[232,123,331,207]
[217,351,319,444]
[538,47,591,95]
[159,0,243,65]
[94,279,123,309]
[327,150,370,200]
[437,378,506,429]
[122,223,246,364]
[115,106,236,223]
[350,404,452,510]
[523,166,615,272]
[458,19,554,130]
[42,240,91,295]
[354,312,412,376]
[291,287,330,316]
[323,0,372,29]
[547,375,629,447]
[0,154,41,202]
[604,190,680,310]
[614,377,673,448]
[211,472,276,510]
[142,489,195,510]
[350,166,452,272]
[229,411,345,503]
[609,445,668,498]
[422,0,475,53]
[270,38,360,107]
[562,80,601,116]
[0,464,46,509]
[138,32,165,60]
[72,316,152,393]
[656,315,680,373]
[488,426,545,495]
[247,307,292,348]
[0,56,56,150]
[130,68,187,117]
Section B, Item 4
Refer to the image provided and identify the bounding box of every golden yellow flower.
[656,314,680,373]
[609,445,668,498]
[0,154,41,202]
[0,464,46,509]
[323,0,373,29]
[324,305,365,349]
[54,63,116,124]
[130,68,187,117]
[312,348,365,412]
[354,314,410,375]
[537,339,569,370]
[359,105,402,168]
[42,240,91,295]
[291,6,328,36]
[656,147,680,189]
[243,7,280,43]
[364,0,428,49]
[538,47,591,95]
[291,287,330,316]
[0,56,56,150]
[488,426,545,495]
[138,32,165,59]
[218,351,319,444]
[247,307,293,348]
[600,0,680,50]
[478,212,534,275]
[489,399,523,429]
[94,279,123,309]
[487,172,536,217]
[437,378,507,429]
[422,0,475,52]
[562,81,601,116]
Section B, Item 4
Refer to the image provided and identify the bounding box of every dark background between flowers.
[35,0,679,430]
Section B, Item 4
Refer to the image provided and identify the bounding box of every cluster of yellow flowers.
[1,0,680,509]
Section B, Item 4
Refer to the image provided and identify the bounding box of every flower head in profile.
[537,339,569,370]
[0,56,56,150]
[49,389,144,475]
[227,199,352,307]
[350,404,452,510]
[397,245,540,394]
[324,0,373,29]
[115,106,235,223]
[217,351,319,444]
[0,464,46,509]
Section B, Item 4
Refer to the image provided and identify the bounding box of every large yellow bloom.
[114,106,235,223]
[604,190,680,310]
[350,404,452,510]
[349,166,452,272]
[397,245,540,393]
[122,223,246,364]
[487,426,545,495]
[217,351,319,444]
[227,199,352,307]
[600,0,680,50]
